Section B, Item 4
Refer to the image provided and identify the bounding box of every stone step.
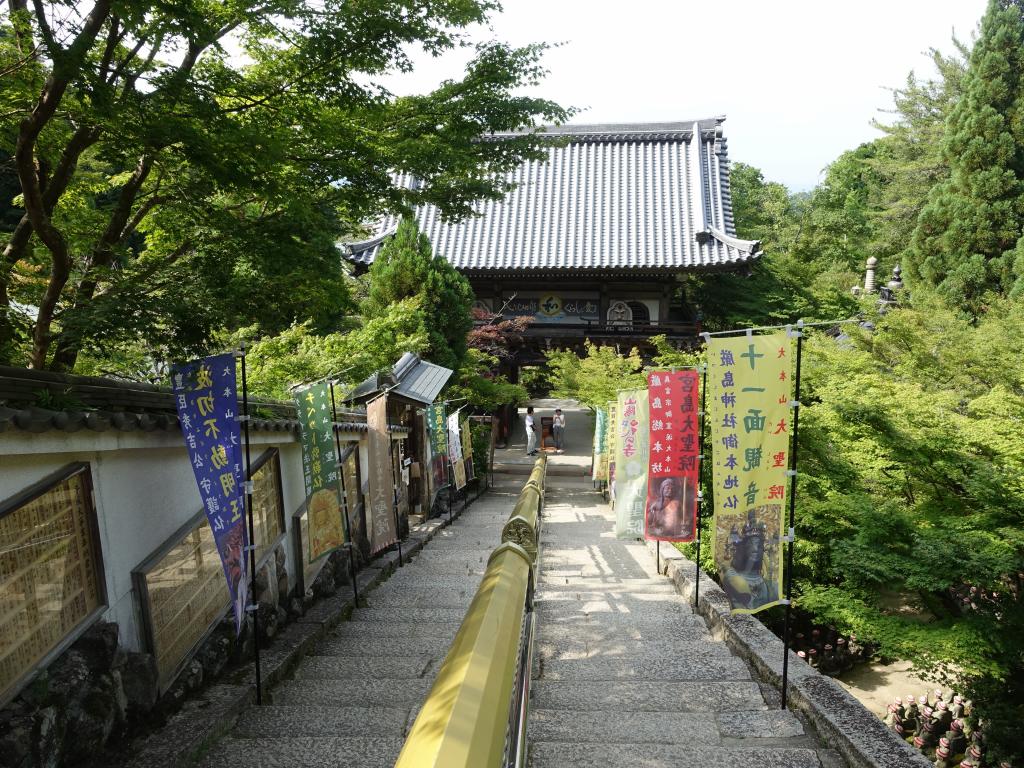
[538,655,750,682]
[538,637,725,662]
[536,617,709,641]
[361,586,480,607]
[330,620,459,639]
[349,607,469,624]
[314,635,451,657]
[718,710,805,739]
[416,540,498,551]
[535,580,678,594]
[402,565,490,577]
[530,681,768,712]
[293,654,433,679]
[230,705,409,739]
[197,736,404,768]
[272,678,432,707]
[530,709,720,745]
[372,574,485,592]
[534,594,694,617]
[528,743,823,768]
[540,565,655,579]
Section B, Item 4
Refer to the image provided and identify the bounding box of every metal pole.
[695,364,708,609]
[656,540,660,574]
[780,325,804,710]
[238,345,262,705]
[329,381,359,607]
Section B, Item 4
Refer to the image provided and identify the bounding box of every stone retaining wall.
[648,542,931,768]
[0,535,356,768]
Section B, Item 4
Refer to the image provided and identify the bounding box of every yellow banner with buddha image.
[708,332,793,615]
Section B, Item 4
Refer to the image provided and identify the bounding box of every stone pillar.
[864,256,878,294]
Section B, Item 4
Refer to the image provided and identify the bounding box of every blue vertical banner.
[171,353,249,634]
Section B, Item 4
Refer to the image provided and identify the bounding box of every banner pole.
[329,381,359,607]
[780,324,804,710]
[238,345,263,706]
[387,426,404,566]
[695,363,708,609]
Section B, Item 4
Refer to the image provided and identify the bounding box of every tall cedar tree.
[362,219,473,371]
[911,0,1024,313]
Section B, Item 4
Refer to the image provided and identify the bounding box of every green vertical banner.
[614,389,649,539]
[294,381,346,561]
[427,404,448,493]
[592,407,608,482]
[708,332,792,615]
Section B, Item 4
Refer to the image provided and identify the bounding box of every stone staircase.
[194,485,517,768]
[529,478,840,768]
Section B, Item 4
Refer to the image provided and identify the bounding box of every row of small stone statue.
[883,691,1004,768]
[792,626,871,676]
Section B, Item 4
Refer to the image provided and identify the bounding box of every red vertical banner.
[646,370,700,542]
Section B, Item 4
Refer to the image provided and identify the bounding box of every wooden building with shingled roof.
[343,117,762,371]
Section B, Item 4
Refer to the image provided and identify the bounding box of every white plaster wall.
[0,427,364,652]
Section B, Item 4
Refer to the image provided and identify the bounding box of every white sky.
[383,0,987,191]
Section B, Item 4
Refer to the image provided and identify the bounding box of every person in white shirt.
[525,407,538,455]
[552,409,566,453]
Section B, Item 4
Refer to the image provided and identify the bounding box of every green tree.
[911,0,1024,313]
[445,348,527,411]
[363,219,474,370]
[0,0,570,369]
[226,298,429,401]
[545,341,645,410]
[793,299,1024,762]
[869,44,968,267]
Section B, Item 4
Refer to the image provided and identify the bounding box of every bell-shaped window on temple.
[627,302,650,325]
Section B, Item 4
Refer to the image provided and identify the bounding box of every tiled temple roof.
[343,118,761,272]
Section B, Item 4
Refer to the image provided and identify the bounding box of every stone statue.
[934,745,954,768]
[946,720,966,757]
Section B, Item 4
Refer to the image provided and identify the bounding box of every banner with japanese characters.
[293,381,345,562]
[427,404,448,494]
[171,354,248,634]
[460,417,475,481]
[592,407,608,482]
[708,332,792,615]
[605,401,618,497]
[646,370,700,542]
[367,395,398,554]
[448,413,467,490]
[613,389,649,539]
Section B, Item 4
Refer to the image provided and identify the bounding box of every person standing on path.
[525,407,538,455]
[552,408,566,453]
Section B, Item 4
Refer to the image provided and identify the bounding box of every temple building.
[343,118,762,369]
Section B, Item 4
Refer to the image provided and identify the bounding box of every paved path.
[529,478,837,768]
[493,400,594,476]
[195,481,519,768]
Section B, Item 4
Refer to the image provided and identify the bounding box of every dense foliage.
[544,3,1024,759]
[0,0,569,370]
[911,0,1024,312]
[363,219,474,371]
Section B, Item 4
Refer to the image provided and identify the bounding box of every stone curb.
[116,497,480,768]
[645,541,930,768]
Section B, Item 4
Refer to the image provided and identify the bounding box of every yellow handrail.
[394,541,533,768]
